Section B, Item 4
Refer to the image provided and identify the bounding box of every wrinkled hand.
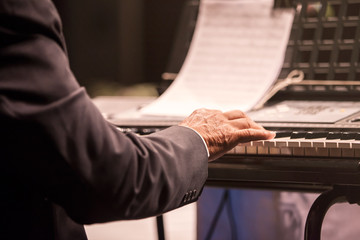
[180,108,275,161]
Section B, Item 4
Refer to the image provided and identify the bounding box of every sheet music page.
[141,0,294,118]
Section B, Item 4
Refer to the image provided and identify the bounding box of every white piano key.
[304,147,329,157]
[317,148,329,157]
[227,148,236,154]
[257,146,269,155]
[242,142,252,146]
[329,148,342,157]
[299,140,312,148]
[312,141,326,148]
[269,147,281,155]
[234,145,246,154]
[352,141,360,149]
[274,140,288,147]
[325,141,339,148]
[287,140,301,147]
[252,140,265,147]
[306,136,327,148]
[338,141,353,149]
[342,149,355,157]
[230,132,360,158]
[264,140,276,147]
[355,149,360,157]
[269,136,291,147]
[305,147,317,156]
[246,146,258,154]
[280,147,292,155]
[293,147,304,156]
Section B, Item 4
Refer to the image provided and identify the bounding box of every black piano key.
[305,131,329,139]
[340,132,358,140]
[355,133,360,140]
[274,131,293,138]
[326,132,342,140]
[290,131,308,139]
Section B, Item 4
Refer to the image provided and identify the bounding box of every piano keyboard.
[228,131,360,158]
[117,126,360,158]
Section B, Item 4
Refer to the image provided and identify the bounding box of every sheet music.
[141,0,294,118]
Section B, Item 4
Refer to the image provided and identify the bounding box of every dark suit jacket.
[0,0,208,239]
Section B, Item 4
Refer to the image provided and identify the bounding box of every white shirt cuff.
[181,126,210,158]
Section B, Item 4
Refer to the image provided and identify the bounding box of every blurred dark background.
[52,0,185,97]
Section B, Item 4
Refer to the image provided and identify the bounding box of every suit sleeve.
[0,0,208,224]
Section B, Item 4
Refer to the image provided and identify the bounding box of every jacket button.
[192,189,197,200]
[183,193,189,203]
[187,191,193,202]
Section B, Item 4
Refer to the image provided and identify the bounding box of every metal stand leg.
[304,186,360,240]
[156,215,165,240]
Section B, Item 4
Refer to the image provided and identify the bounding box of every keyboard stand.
[156,215,165,240]
[304,185,360,240]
